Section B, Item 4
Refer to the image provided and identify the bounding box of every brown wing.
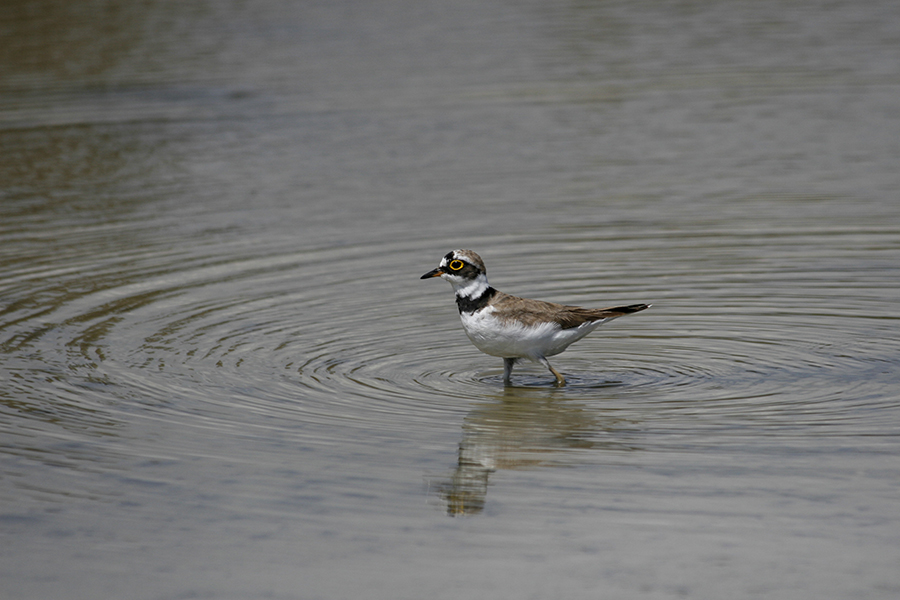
[554,303,650,329]
[490,292,649,329]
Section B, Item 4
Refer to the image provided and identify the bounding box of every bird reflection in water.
[429,385,639,516]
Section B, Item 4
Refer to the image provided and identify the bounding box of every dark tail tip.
[618,303,651,314]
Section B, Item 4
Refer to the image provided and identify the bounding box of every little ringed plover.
[421,249,649,386]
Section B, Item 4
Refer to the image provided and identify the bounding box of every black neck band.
[456,287,497,314]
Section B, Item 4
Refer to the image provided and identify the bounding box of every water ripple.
[2,226,899,470]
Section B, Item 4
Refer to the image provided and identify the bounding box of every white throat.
[448,273,491,299]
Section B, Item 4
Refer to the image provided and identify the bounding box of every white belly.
[459,307,606,360]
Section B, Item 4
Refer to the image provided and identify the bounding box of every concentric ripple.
[2,217,900,474]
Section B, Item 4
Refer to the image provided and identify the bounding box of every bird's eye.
[448,260,464,271]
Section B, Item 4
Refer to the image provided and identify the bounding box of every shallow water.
[2,1,900,598]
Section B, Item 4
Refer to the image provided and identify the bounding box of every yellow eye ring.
[448,260,464,271]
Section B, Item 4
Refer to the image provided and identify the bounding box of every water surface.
[2,1,900,599]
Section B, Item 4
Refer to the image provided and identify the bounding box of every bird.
[420,249,649,386]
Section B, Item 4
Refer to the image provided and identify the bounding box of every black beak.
[420,267,443,279]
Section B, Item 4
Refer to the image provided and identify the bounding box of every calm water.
[2,1,900,598]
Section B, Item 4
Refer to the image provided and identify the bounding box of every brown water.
[2,1,900,599]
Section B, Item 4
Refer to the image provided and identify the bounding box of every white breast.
[459,307,606,359]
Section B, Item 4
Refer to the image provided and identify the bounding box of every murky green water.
[2,1,900,598]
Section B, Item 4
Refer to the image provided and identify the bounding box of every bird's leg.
[502,357,517,385]
[538,356,566,387]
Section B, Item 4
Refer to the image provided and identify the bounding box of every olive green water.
[2,1,900,599]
